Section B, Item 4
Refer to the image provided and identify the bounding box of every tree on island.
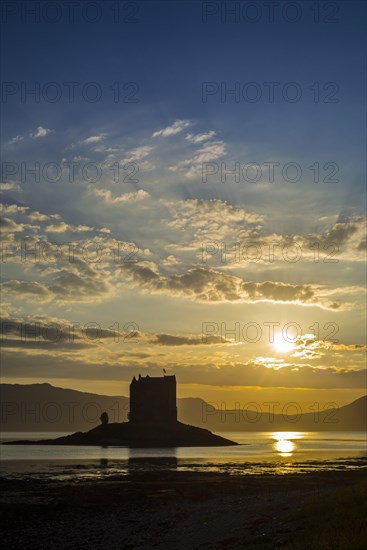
[100,411,109,425]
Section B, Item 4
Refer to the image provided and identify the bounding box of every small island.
[5,374,237,448]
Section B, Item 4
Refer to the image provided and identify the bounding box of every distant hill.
[1,383,366,432]
[196,395,367,432]
[0,383,129,433]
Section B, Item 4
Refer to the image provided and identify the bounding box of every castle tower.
[129,374,177,425]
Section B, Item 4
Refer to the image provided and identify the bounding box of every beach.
[1,466,366,549]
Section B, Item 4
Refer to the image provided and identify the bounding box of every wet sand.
[1,467,366,549]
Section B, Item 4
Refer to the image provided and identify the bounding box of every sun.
[273,334,295,353]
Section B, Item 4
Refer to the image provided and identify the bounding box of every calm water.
[1,431,366,478]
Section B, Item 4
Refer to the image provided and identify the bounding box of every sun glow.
[273,334,295,353]
[272,432,303,457]
[274,439,295,455]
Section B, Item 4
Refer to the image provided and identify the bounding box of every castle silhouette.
[7,374,237,447]
[129,374,177,425]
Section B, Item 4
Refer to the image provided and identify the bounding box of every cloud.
[185,131,216,143]
[0,314,121,350]
[161,255,180,268]
[148,333,230,346]
[1,314,364,391]
[30,126,53,139]
[0,217,25,233]
[82,134,107,144]
[0,312,230,354]
[162,198,264,249]
[75,225,94,232]
[45,222,94,233]
[8,135,24,145]
[165,198,263,228]
[122,145,154,162]
[45,222,71,233]
[152,119,191,138]
[169,141,226,178]
[90,188,150,204]
[1,281,53,302]
[327,223,358,244]
[0,204,29,215]
[46,261,113,303]
[2,346,365,389]
[6,127,53,143]
[241,281,315,303]
[0,181,21,192]
[301,214,367,261]
[290,333,367,359]
[1,249,115,303]
[28,211,51,222]
[191,141,226,163]
[119,263,336,307]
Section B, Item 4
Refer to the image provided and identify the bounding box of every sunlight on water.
[274,439,295,456]
[1,431,366,478]
[272,431,304,457]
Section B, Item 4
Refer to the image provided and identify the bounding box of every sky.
[1,0,366,411]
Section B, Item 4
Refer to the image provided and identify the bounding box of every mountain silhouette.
[1,383,366,433]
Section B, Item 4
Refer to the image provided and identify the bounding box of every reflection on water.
[272,432,303,457]
[274,439,295,456]
[0,431,366,479]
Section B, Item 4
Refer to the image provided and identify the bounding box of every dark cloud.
[120,263,333,307]
[149,333,229,346]
[0,316,228,352]
[241,281,315,302]
[327,222,359,244]
[0,316,123,350]
[1,349,365,390]
[0,217,25,233]
[1,280,53,302]
[1,256,114,303]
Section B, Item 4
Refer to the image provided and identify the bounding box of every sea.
[1,431,366,478]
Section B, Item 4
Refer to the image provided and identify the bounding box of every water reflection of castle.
[129,374,177,425]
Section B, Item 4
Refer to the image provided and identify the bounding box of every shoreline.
[1,457,367,476]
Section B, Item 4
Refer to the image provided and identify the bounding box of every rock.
[4,421,237,448]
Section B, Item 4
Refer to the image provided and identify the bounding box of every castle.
[9,372,237,446]
[129,374,177,425]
